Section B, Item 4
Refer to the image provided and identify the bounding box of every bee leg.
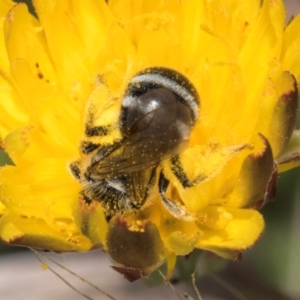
[85,124,112,137]
[170,155,206,188]
[69,161,81,181]
[80,141,100,154]
[80,190,93,204]
[158,171,194,222]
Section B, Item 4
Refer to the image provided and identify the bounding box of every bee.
[70,67,200,220]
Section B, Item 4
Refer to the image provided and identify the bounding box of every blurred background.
[0,0,300,299]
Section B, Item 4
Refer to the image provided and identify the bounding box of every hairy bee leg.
[158,171,194,222]
[170,155,206,188]
[80,141,100,154]
[85,124,113,137]
[80,191,93,204]
[69,161,81,181]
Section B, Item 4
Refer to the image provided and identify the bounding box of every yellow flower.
[0,0,299,280]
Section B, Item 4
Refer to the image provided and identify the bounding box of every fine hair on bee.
[70,67,200,220]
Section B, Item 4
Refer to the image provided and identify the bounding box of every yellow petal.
[159,215,201,256]
[0,160,79,223]
[0,213,93,251]
[0,78,28,141]
[227,134,275,208]
[0,1,30,141]
[282,14,300,83]
[162,134,250,213]
[4,3,57,105]
[4,94,82,164]
[165,252,177,281]
[196,207,264,259]
[252,71,298,158]
[277,130,300,172]
[0,0,14,76]
[269,72,298,157]
[32,0,113,100]
[108,0,177,47]
[4,126,31,164]
[0,200,7,215]
[73,198,108,245]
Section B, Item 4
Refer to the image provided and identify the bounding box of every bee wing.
[126,167,157,208]
[87,136,164,178]
[88,92,190,177]
[88,130,186,177]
